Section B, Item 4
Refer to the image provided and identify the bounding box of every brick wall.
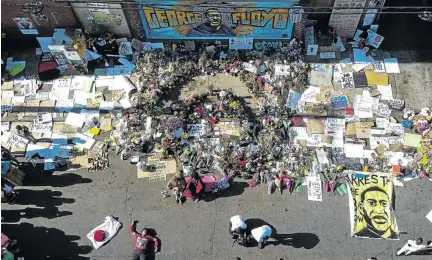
[1,1,79,40]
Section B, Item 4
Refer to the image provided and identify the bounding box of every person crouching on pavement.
[397,237,429,256]
[250,225,272,249]
[166,171,187,204]
[130,221,159,260]
[184,172,205,202]
[229,215,248,239]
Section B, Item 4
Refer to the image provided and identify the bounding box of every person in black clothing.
[187,8,236,37]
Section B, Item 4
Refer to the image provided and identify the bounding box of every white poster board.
[328,0,368,37]
[307,175,323,201]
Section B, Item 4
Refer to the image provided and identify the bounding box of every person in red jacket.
[130,221,159,260]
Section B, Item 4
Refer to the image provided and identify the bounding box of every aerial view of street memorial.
[1,0,432,259]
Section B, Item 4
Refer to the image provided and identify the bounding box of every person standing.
[130,221,159,260]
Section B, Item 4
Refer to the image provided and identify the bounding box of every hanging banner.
[328,0,367,37]
[13,18,38,35]
[345,171,399,240]
[137,0,296,39]
[229,37,253,50]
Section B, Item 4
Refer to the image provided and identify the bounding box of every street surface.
[2,156,432,260]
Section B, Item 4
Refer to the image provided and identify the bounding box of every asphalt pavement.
[2,155,432,260]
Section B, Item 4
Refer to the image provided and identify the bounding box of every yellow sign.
[346,172,399,239]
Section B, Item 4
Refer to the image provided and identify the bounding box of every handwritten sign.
[7,133,29,148]
[387,123,404,136]
[187,124,201,137]
[131,38,144,51]
[274,65,291,76]
[389,99,405,110]
[325,118,345,134]
[330,95,349,109]
[328,0,367,37]
[307,134,323,147]
[119,42,133,56]
[32,121,53,133]
[372,103,391,118]
[307,175,322,201]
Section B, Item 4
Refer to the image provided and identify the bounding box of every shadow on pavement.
[203,181,249,202]
[243,218,319,249]
[1,207,72,223]
[1,222,92,259]
[272,233,320,249]
[13,189,75,207]
[23,171,92,187]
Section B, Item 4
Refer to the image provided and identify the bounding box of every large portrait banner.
[137,0,296,40]
[345,171,399,240]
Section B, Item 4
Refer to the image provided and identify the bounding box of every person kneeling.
[250,225,272,249]
[229,215,248,239]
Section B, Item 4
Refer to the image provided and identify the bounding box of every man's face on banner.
[206,9,222,28]
[360,189,391,232]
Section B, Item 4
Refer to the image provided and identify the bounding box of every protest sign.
[366,30,384,49]
[330,95,349,109]
[328,0,367,37]
[307,175,323,201]
[325,118,345,134]
[7,133,29,148]
[243,63,257,74]
[229,37,253,50]
[306,134,322,147]
[346,172,399,239]
[389,99,405,110]
[275,65,291,76]
[119,42,133,56]
[187,124,201,137]
[13,18,38,34]
[287,89,301,110]
[342,72,355,89]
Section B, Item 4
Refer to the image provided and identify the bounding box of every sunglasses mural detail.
[137,0,296,39]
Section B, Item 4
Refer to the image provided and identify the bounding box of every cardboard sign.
[7,133,29,148]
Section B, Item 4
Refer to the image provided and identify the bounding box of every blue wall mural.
[136,0,297,40]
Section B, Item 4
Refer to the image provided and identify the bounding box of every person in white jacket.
[229,215,248,238]
[250,225,272,249]
[397,237,427,255]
